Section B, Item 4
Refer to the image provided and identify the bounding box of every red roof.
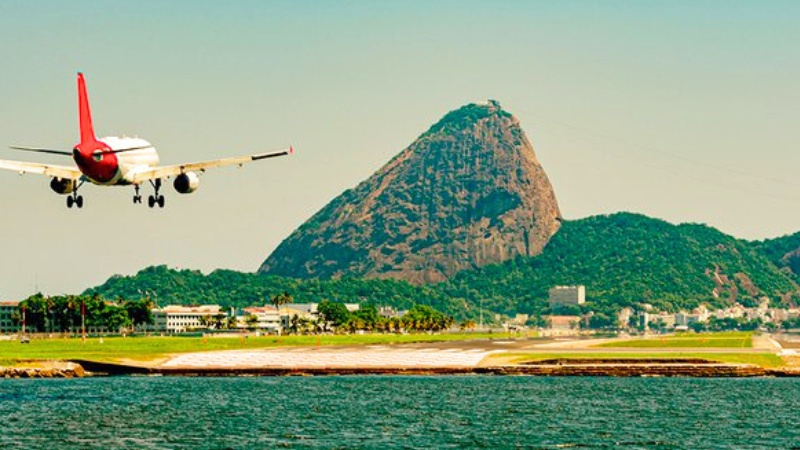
[243,306,278,314]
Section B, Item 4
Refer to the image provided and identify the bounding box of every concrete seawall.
[1,363,85,378]
[72,358,800,377]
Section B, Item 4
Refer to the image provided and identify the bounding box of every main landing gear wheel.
[146,179,165,209]
[148,195,165,209]
[66,194,84,209]
[65,180,85,209]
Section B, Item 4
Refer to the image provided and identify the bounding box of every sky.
[0,0,799,299]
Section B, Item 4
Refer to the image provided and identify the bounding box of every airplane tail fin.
[77,73,96,143]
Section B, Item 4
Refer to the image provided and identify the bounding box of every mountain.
[86,213,800,320]
[259,101,562,284]
[442,213,800,315]
[752,232,800,279]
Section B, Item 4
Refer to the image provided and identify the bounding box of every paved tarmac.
[156,334,781,371]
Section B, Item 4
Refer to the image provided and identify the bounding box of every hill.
[83,266,478,319]
[259,100,562,284]
[752,232,800,279]
[442,213,800,316]
[86,213,800,320]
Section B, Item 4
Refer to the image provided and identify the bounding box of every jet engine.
[50,177,77,195]
[173,172,200,194]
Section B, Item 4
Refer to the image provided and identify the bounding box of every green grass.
[494,351,784,368]
[0,332,505,364]
[595,332,753,349]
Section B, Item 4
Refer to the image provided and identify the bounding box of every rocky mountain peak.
[259,101,562,284]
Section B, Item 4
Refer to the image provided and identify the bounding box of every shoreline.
[57,358,800,378]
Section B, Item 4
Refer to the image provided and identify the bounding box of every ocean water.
[0,376,798,449]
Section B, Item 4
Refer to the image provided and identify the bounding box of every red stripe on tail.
[77,73,96,143]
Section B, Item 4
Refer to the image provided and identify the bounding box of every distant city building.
[617,307,634,328]
[0,301,20,334]
[238,306,281,332]
[288,303,361,315]
[378,306,407,319]
[545,315,581,331]
[548,285,586,307]
[674,311,702,327]
[288,303,318,315]
[151,305,223,333]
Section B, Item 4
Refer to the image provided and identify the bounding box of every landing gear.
[67,194,83,208]
[146,179,165,208]
[147,195,165,208]
[66,182,84,209]
[133,184,143,204]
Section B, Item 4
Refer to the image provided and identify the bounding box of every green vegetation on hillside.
[443,213,799,316]
[424,101,512,135]
[85,213,800,321]
[753,231,800,275]
[84,266,484,321]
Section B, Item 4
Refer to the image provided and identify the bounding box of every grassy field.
[0,332,506,364]
[595,332,753,349]
[493,351,784,368]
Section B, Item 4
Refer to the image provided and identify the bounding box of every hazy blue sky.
[0,1,799,299]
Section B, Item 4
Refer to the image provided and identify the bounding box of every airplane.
[0,73,292,209]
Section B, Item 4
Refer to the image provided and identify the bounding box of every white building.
[238,306,281,332]
[548,286,586,307]
[289,303,362,315]
[675,311,706,327]
[151,305,223,333]
[0,301,20,334]
[378,306,405,318]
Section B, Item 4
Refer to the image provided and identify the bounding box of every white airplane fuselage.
[81,136,159,186]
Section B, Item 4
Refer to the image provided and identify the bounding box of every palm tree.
[269,292,294,314]
[198,315,211,329]
[213,314,226,330]
[225,316,238,330]
[245,314,259,330]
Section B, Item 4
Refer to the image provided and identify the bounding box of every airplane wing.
[0,159,83,180]
[131,148,292,184]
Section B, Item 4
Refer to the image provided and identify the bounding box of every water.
[1,376,799,449]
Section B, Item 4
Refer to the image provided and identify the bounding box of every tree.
[212,314,226,330]
[269,292,294,313]
[584,313,614,330]
[689,321,707,333]
[245,314,259,330]
[225,316,238,330]
[318,301,351,330]
[103,305,132,333]
[123,298,154,329]
[198,315,212,329]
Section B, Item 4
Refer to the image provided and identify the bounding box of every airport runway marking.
[162,348,496,369]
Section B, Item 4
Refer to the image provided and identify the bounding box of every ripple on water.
[0,377,799,449]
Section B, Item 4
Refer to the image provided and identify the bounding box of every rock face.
[260,101,562,284]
